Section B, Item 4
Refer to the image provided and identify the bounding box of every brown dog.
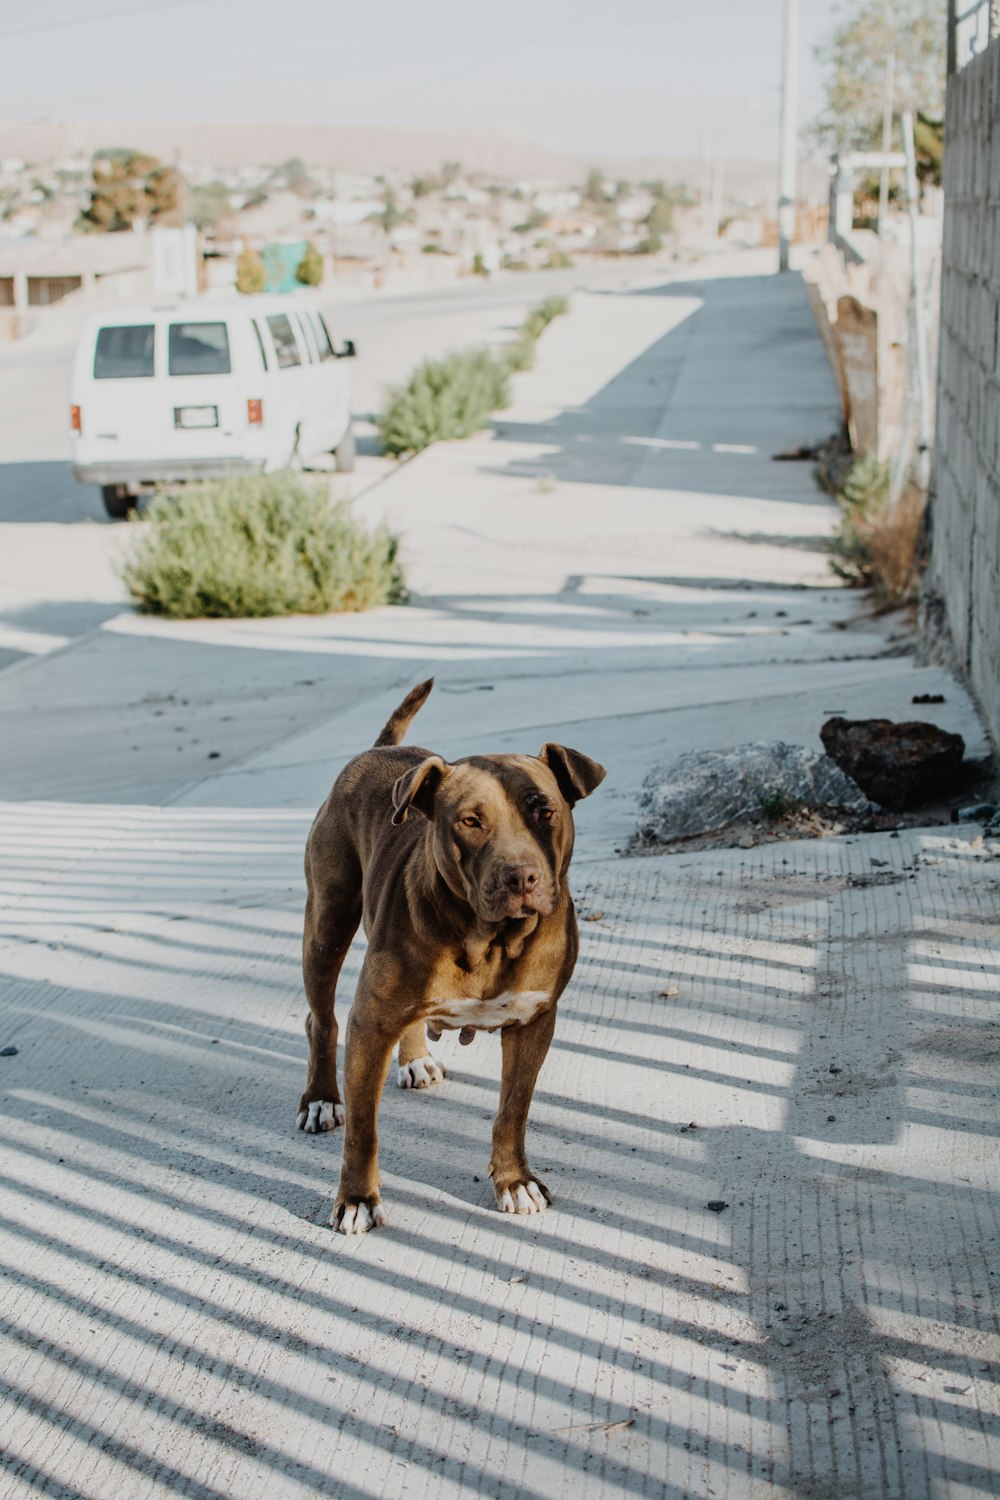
[298,679,605,1235]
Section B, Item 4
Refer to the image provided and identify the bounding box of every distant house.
[0,231,151,316]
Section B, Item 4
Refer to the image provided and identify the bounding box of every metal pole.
[877,52,895,236]
[902,110,932,490]
[700,141,711,249]
[778,0,798,271]
[947,0,957,76]
[710,153,724,243]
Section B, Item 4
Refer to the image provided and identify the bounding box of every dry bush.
[860,483,928,609]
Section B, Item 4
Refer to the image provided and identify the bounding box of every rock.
[957,803,997,824]
[0,1045,17,1057]
[637,742,866,844]
[820,717,965,811]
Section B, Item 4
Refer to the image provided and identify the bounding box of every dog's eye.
[535,807,554,823]
[460,815,482,829]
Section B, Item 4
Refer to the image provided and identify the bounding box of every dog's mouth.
[482,888,554,923]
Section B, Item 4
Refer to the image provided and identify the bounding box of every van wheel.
[101,484,136,520]
[334,422,356,473]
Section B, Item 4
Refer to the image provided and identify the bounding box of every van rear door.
[162,317,245,461]
[82,320,160,461]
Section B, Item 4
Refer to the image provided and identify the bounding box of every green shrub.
[631,231,663,256]
[122,473,405,620]
[500,295,570,373]
[377,347,511,457]
[376,296,569,457]
[295,240,324,287]
[235,246,265,294]
[504,334,536,372]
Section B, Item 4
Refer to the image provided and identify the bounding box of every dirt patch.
[764,1303,884,1395]
[911,1023,1000,1062]
[802,1051,900,1097]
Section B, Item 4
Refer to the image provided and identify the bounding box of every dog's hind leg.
[297,861,361,1134]
[396,1021,445,1090]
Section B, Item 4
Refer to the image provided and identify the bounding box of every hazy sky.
[0,0,836,160]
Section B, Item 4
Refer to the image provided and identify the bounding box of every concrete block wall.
[929,35,1000,749]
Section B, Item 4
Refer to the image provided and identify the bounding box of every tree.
[295,240,324,287]
[913,110,944,185]
[645,197,675,236]
[190,180,232,231]
[812,0,945,156]
[582,166,606,204]
[77,149,181,232]
[236,246,266,295]
[273,157,315,197]
[377,186,412,235]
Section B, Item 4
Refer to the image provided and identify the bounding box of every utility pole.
[902,110,932,490]
[778,0,798,271]
[877,52,896,236]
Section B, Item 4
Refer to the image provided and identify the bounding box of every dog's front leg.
[334,1004,397,1235]
[489,1005,556,1216]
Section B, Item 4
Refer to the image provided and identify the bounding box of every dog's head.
[391,744,606,925]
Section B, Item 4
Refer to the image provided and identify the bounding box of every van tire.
[334,422,356,473]
[101,484,136,520]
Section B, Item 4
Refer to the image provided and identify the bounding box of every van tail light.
[247,399,263,427]
[70,405,82,433]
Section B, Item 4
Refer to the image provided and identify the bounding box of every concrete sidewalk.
[1,253,997,1499]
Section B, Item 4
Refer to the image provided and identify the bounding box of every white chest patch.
[428,990,551,1032]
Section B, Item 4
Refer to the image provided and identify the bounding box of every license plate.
[174,405,218,429]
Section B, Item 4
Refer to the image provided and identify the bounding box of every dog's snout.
[505,864,541,897]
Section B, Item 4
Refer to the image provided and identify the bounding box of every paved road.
[0,262,654,521]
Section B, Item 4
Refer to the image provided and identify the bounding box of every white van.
[69,294,357,518]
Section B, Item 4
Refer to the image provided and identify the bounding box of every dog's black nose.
[505,865,540,896]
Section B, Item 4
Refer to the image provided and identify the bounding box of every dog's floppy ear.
[391,756,448,825]
[538,744,606,807]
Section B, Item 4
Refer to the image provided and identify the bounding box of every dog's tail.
[374,678,435,747]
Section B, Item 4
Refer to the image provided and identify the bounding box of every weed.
[826,452,928,609]
[758,789,802,822]
[122,472,405,620]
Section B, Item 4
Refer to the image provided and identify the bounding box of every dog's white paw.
[296,1099,345,1133]
[497,1180,549,1216]
[396,1055,445,1090]
[335,1199,386,1236]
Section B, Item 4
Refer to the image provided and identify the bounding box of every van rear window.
[169,322,231,376]
[94,324,155,379]
[266,314,301,369]
[312,313,335,361]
